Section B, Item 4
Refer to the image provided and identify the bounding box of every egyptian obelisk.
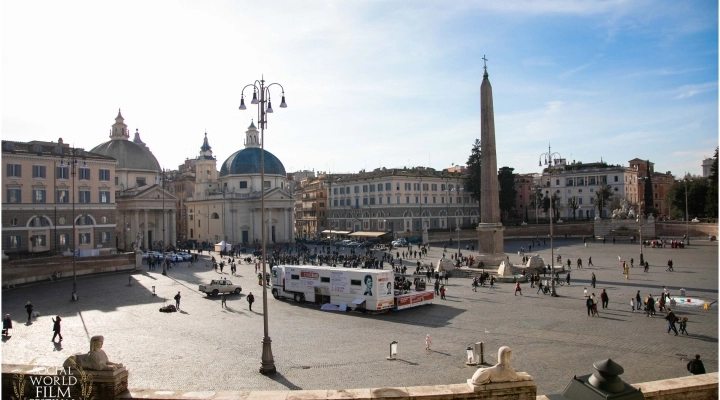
[476,57,506,267]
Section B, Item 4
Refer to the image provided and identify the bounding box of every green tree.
[465,139,481,216]
[530,187,545,222]
[705,147,718,218]
[567,196,579,220]
[594,183,612,218]
[666,176,709,220]
[498,166,517,221]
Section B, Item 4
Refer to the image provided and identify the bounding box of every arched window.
[28,216,51,227]
[403,210,413,218]
[455,210,464,216]
[439,210,447,217]
[211,213,220,219]
[376,211,385,218]
[422,210,431,217]
[362,211,370,218]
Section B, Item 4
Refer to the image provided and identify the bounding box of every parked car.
[176,252,192,261]
[347,242,361,248]
[198,279,242,296]
[360,241,374,248]
[391,239,407,247]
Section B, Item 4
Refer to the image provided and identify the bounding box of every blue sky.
[2,0,717,178]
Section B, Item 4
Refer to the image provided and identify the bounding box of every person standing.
[586,296,594,316]
[247,292,255,311]
[425,334,432,351]
[489,275,495,289]
[514,282,522,296]
[51,316,63,342]
[439,285,446,300]
[591,272,596,288]
[565,272,571,286]
[667,259,674,272]
[221,292,227,308]
[687,354,706,375]
[434,279,440,295]
[2,314,12,336]
[630,297,635,312]
[24,301,33,324]
[636,290,643,311]
[600,289,609,309]
[590,293,599,317]
[666,309,679,335]
[679,317,688,335]
[174,292,181,311]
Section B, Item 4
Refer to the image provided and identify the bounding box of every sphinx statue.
[468,346,533,387]
[64,335,124,371]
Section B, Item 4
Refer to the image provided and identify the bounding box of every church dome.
[219,121,286,177]
[220,148,286,176]
[90,110,161,172]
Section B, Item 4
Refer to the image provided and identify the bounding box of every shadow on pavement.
[266,371,302,390]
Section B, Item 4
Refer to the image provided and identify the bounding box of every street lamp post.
[239,75,287,375]
[455,227,461,262]
[684,177,690,245]
[534,185,541,242]
[539,144,561,297]
[60,148,85,301]
[157,169,167,276]
[637,201,644,266]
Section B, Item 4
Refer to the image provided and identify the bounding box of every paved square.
[2,238,717,395]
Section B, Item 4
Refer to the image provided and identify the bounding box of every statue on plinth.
[64,335,124,371]
[468,346,533,387]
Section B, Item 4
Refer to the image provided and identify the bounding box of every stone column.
[134,210,140,249]
[170,209,176,246]
[143,209,149,250]
[267,208,273,243]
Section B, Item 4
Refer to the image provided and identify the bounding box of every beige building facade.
[2,139,118,257]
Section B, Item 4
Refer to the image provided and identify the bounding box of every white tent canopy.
[214,241,231,252]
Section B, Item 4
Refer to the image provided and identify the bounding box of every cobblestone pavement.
[2,238,717,395]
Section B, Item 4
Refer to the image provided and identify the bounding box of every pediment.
[263,187,295,201]
[131,185,178,201]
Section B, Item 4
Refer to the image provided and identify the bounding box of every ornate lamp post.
[156,169,167,276]
[637,201,644,266]
[239,75,287,375]
[539,144,561,297]
[60,148,86,301]
[683,177,690,245]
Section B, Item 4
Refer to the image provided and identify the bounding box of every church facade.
[90,110,178,251]
[184,122,294,247]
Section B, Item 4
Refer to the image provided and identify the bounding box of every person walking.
[667,259,674,272]
[666,309,679,335]
[590,272,596,288]
[174,291,182,311]
[644,260,649,272]
[588,257,593,267]
[247,292,255,311]
[425,334,432,351]
[2,314,12,336]
[678,316,688,335]
[221,292,227,308]
[600,289,609,309]
[687,355,706,375]
[630,298,635,312]
[565,272,571,286]
[434,279,440,295]
[472,277,478,292]
[645,294,656,317]
[514,282,522,296]
[590,293,599,317]
[24,301,33,324]
[439,285,446,300]
[51,316,63,342]
[536,280,544,294]
[586,296,594,316]
[489,275,495,289]
[636,290,643,311]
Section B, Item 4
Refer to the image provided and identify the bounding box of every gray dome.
[90,140,161,172]
[220,148,286,176]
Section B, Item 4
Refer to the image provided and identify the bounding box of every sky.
[2,0,718,178]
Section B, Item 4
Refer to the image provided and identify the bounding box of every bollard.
[478,341,484,364]
[387,341,398,360]
[128,276,132,286]
[152,286,156,296]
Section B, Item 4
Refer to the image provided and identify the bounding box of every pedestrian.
[586,296,594,316]
[247,292,255,311]
[630,258,634,268]
[687,354,706,375]
[591,293,599,317]
[221,292,227,308]
[514,282,522,296]
[678,316,688,335]
[588,257,593,267]
[472,277,478,292]
[645,294,656,317]
[630,298,635,312]
[24,301,33,324]
[565,272,570,286]
[600,289,609,309]
[2,314,12,336]
[434,280,440,295]
[665,308,679,335]
[644,261,649,272]
[489,275,495,289]
[439,285,446,300]
[536,280,544,294]
[174,291,181,311]
[590,272,596,288]
[51,316,63,342]
[636,290,642,310]
[667,259,674,272]
[425,334,432,351]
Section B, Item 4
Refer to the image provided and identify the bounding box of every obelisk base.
[476,223,506,267]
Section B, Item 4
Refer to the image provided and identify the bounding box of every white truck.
[198,279,242,296]
[270,265,433,311]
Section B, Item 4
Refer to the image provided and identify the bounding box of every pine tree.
[465,139,482,216]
